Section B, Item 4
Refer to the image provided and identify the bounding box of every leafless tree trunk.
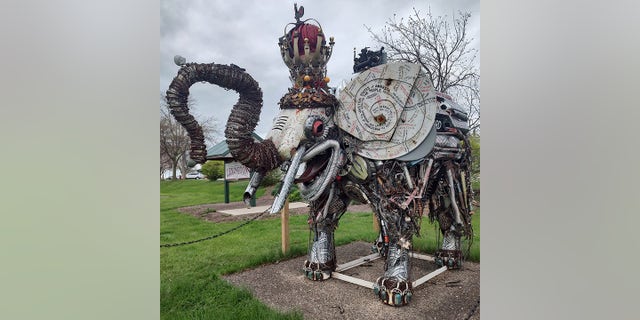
[160,152,172,179]
[451,76,480,134]
[367,8,480,132]
[160,95,219,180]
[160,104,189,180]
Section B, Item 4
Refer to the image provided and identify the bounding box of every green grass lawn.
[160,179,266,210]
[161,179,479,319]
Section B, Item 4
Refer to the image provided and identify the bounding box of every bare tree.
[160,152,172,179]
[160,95,220,180]
[453,75,480,134]
[367,8,480,132]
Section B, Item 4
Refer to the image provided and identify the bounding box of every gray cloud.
[161,0,479,138]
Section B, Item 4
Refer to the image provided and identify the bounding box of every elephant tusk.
[270,145,307,214]
[298,140,343,202]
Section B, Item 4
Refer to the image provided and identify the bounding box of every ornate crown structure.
[278,4,335,92]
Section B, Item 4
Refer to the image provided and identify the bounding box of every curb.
[217,202,309,216]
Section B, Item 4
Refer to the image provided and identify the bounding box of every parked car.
[185,171,205,179]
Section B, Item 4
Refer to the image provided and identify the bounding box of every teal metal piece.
[394,293,403,305]
[405,292,412,303]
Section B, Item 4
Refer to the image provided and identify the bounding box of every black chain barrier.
[160,209,270,248]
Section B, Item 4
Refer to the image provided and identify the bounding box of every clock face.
[336,62,437,160]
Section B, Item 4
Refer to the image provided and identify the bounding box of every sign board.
[224,161,251,180]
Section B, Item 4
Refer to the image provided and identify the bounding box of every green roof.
[206,132,263,160]
[206,141,231,159]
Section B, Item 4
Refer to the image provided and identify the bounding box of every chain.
[160,209,270,248]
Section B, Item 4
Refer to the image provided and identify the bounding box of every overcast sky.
[160,0,479,141]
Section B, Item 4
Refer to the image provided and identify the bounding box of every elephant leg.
[432,162,474,269]
[303,225,336,280]
[302,184,349,281]
[434,201,464,269]
[434,226,463,269]
[372,207,416,306]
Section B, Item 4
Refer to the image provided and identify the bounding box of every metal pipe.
[402,163,414,190]
[316,183,335,222]
[307,149,342,202]
[433,147,463,153]
[270,145,306,214]
[301,140,340,162]
[299,140,343,202]
[400,187,419,210]
[446,168,463,226]
[419,159,434,196]
[243,171,265,206]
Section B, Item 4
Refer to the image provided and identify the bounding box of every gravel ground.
[224,241,479,320]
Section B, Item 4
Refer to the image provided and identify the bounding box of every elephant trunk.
[166,63,281,172]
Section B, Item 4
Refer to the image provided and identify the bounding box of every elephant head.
[262,9,344,213]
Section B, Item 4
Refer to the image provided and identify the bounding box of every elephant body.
[165,6,474,307]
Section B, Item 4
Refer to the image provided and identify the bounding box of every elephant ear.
[335,61,438,160]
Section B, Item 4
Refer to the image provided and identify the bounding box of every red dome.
[287,23,320,57]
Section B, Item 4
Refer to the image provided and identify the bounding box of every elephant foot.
[303,229,336,281]
[374,245,412,306]
[434,249,463,269]
[302,259,335,281]
[374,276,413,306]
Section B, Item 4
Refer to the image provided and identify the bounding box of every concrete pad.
[224,241,480,320]
[218,202,309,216]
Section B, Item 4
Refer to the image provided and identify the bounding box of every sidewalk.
[217,202,309,216]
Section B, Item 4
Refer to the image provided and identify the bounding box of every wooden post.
[281,198,290,255]
[373,213,380,232]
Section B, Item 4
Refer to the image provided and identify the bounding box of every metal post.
[250,171,257,207]
[224,161,230,204]
[224,179,230,203]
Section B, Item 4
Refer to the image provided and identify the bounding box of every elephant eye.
[304,116,327,140]
[312,120,324,136]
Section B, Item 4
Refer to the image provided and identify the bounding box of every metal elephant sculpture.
[166,6,474,307]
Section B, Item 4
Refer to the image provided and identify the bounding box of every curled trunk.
[165,63,281,172]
